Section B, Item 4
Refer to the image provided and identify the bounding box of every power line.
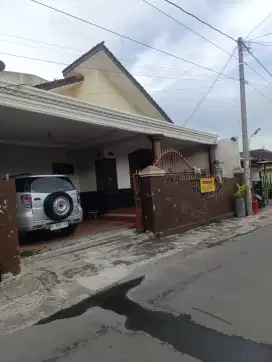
[0,38,267,91]
[245,65,271,84]
[183,47,237,126]
[249,32,272,41]
[245,46,272,79]
[241,42,272,84]
[162,0,236,42]
[0,32,81,52]
[155,0,270,84]
[84,86,211,95]
[0,32,214,76]
[0,38,71,54]
[0,50,240,83]
[142,0,237,59]
[247,82,272,104]
[245,12,272,39]
[29,0,238,80]
[249,41,272,47]
[141,1,270,88]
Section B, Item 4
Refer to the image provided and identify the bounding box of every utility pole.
[238,37,252,215]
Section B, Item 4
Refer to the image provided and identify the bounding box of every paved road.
[2,224,272,362]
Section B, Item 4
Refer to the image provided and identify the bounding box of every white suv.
[14,174,83,236]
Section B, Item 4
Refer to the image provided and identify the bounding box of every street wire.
[249,32,272,41]
[249,42,272,47]
[162,0,236,42]
[0,33,216,76]
[245,12,272,39]
[183,47,237,126]
[29,0,238,80]
[142,0,238,59]
[247,82,272,104]
[244,46,272,79]
[148,0,271,87]
[0,50,240,83]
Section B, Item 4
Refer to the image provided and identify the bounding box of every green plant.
[234,184,247,198]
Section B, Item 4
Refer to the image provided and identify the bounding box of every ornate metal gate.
[154,148,194,173]
[154,148,225,199]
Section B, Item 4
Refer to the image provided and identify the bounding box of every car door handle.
[34,198,41,201]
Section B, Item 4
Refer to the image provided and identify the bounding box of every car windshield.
[15,177,75,193]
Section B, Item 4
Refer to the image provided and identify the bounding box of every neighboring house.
[0,70,47,86]
[0,41,240,214]
[250,149,272,161]
[240,149,272,182]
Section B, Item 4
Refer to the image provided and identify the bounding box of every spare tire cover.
[44,191,73,222]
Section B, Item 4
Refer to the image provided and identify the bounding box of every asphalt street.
[2,224,272,362]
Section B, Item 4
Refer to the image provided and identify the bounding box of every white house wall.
[60,50,168,121]
[182,146,210,170]
[215,139,240,178]
[1,141,212,195]
[0,144,81,190]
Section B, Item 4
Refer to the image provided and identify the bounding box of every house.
[0,42,240,216]
[241,149,272,182]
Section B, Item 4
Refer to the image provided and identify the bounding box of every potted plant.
[234,184,247,217]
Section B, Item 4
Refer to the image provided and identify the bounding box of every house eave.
[0,80,217,145]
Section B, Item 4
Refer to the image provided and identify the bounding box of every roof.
[10,174,70,179]
[240,149,272,161]
[0,79,217,146]
[62,41,174,124]
[35,75,84,91]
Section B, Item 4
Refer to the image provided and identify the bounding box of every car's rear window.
[15,177,75,193]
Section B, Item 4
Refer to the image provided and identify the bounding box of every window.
[52,163,74,175]
[15,177,75,193]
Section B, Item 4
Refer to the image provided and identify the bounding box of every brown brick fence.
[0,180,20,277]
[140,175,236,236]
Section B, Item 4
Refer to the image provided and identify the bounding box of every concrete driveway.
[2,221,272,361]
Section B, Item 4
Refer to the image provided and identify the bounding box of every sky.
[1,0,272,149]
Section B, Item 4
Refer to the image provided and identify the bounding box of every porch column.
[148,134,164,161]
[208,145,217,175]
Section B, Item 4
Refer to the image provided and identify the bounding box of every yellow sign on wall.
[200,178,215,193]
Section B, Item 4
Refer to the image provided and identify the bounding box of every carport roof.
[0,79,217,146]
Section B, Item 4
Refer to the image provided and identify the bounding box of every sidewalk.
[1,207,272,335]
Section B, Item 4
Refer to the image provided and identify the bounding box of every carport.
[0,80,217,248]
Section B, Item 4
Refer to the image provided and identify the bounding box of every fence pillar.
[138,166,166,233]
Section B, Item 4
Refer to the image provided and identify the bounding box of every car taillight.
[77,192,81,204]
[21,195,32,209]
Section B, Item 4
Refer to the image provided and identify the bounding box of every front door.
[95,158,118,213]
[95,158,118,192]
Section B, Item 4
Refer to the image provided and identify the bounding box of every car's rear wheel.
[59,224,78,237]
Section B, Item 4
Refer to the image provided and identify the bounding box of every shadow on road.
[36,276,272,362]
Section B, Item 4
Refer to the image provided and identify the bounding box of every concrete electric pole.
[238,37,252,215]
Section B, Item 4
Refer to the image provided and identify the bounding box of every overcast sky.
[1,0,272,149]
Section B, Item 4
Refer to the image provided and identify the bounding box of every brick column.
[148,134,164,161]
